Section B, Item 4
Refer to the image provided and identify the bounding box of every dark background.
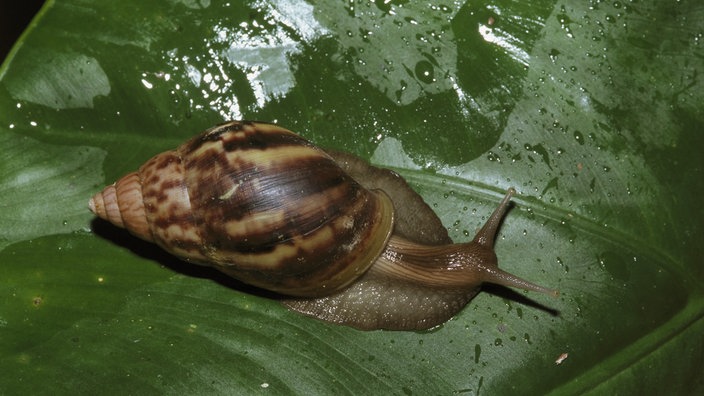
[1,0,45,62]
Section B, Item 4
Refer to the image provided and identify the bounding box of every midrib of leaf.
[548,296,704,394]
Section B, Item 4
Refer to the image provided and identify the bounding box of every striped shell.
[89,121,395,297]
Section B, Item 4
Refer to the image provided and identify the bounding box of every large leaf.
[1,0,702,394]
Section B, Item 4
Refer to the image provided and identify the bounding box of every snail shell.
[90,121,557,330]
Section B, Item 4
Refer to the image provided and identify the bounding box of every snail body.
[90,121,557,330]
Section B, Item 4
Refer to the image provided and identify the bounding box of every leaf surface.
[1,0,702,394]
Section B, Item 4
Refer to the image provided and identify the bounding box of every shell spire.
[89,172,153,242]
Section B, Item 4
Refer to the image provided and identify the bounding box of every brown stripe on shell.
[139,151,206,262]
[182,121,312,157]
[215,179,359,253]
[181,133,358,255]
[205,156,356,249]
[219,180,357,253]
[189,146,350,222]
[211,189,395,297]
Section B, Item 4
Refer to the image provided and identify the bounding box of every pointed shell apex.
[91,173,153,242]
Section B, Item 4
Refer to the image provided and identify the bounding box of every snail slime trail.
[90,120,558,331]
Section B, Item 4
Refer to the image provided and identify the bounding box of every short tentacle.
[473,187,515,248]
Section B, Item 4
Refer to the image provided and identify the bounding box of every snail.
[89,120,558,331]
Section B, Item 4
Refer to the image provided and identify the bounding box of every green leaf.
[1,0,702,394]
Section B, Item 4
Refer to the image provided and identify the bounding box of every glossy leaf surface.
[1,0,703,394]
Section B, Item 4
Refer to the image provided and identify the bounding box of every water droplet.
[574,131,584,145]
[415,60,435,84]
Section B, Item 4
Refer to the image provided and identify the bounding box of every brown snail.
[89,120,558,331]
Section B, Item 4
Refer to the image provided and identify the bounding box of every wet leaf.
[1,0,702,394]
